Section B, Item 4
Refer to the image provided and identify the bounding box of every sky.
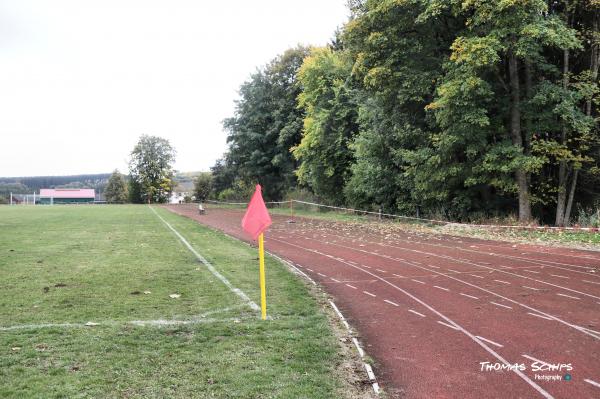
[0,0,349,178]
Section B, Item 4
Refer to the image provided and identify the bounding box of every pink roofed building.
[38,189,96,204]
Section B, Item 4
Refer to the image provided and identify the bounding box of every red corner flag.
[241,185,272,240]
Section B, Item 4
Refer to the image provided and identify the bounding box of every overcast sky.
[0,0,349,177]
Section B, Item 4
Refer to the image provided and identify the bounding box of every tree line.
[212,0,600,226]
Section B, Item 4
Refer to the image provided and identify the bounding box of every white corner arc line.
[148,206,260,312]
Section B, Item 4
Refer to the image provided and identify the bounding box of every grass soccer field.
[0,205,358,398]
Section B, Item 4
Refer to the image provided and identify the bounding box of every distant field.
[0,205,351,398]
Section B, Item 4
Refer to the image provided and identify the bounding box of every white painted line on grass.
[149,206,260,312]
[527,312,553,321]
[411,279,425,284]
[384,299,399,307]
[494,279,511,285]
[476,336,504,348]
[433,285,450,292]
[346,284,357,289]
[437,321,460,330]
[363,291,377,297]
[460,293,479,300]
[585,379,600,389]
[557,293,581,300]
[408,309,426,317]
[490,301,513,310]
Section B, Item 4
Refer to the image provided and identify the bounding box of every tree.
[294,47,359,204]
[221,46,309,200]
[128,135,176,203]
[104,169,128,203]
[194,173,213,202]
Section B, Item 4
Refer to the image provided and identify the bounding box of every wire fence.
[203,199,600,233]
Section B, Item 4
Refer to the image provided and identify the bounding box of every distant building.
[169,190,191,204]
[38,189,96,204]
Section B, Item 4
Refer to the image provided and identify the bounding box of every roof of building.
[39,188,95,198]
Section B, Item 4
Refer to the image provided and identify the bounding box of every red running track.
[165,204,600,399]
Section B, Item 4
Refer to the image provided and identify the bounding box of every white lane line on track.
[476,336,504,348]
[269,239,561,397]
[437,321,460,331]
[460,293,479,300]
[583,280,600,285]
[585,379,600,389]
[523,270,540,274]
[363,291,377,297]
[317,272,327,277]
[408,309,426,317]
[329,301,381,395]
[490,302,513,310]
[522,354,552,367]
[331,278,341,283]
[527,312,553,321]
[384,299,400,307]
[376,269,387,273]
[361,265,372,269]
[306,268,314,272]
[470,274,484,279]
[346,284,357,289]
[557,293,581,300]
[393,273,405,278]
[494,279,511,285]
[428,265,440,269]
[411,279,426,284]
[522,286,541,291]
[550,274,569,279]
[448,269,461,273]
[149,206,260,312]
[433,285,450,292]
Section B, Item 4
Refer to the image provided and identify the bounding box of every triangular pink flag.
[241,185,272,240]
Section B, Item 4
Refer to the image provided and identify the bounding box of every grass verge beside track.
[0,205,355,398]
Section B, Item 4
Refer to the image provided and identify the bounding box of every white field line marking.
[494,279,511,285]
[149,206,260,312]
[550,274,569,279]
[437,321,460,331]
[527,312,553,321]
[346,284,357,289]
[306,268,314,272]
[448,269,461,273]
[411,279,425,284]
[476,336,504,348]
[392,273,405,278]
[376,269,387,273]
[584,379,600,389]
[428,265,440,269]
[361,265,372,269]
[329,301,380,395]
[460,293,479,300]
[363,291,377,297]
[408,309,426,317]
[433,285,450,292]
[470,274,484,279]
[295,235,600,341]
[317,272,327,277]
[331,278,341,283]
[384,299,399,307]
[583,280,600,285]
[523,270,540,274]
[522,286,541,291]
[490,301,513,310]
[269,238,554,399]
[522,354,552,367]
[557,293,581,300]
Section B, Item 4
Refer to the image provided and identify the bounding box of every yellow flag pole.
[258,232,267,320]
